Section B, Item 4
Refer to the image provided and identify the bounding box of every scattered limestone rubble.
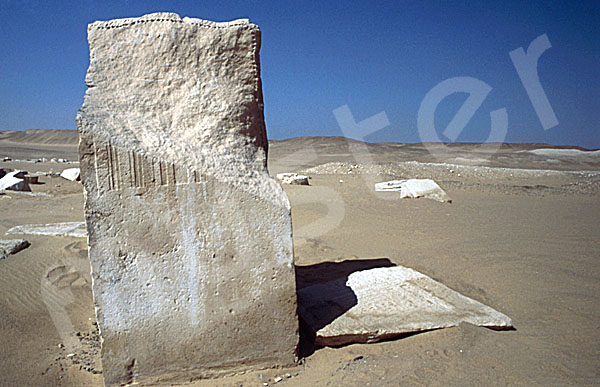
[276,173,310,185]
[6,222,87,238]
[297,265,512,346]
[60,168,80,181]
[375,179,451,203]
[0,239,30,260]
[2,157,77,164]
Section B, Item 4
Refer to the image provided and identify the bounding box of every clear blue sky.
[0,1,598,148]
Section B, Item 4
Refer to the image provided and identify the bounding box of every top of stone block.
[88,12,253,31]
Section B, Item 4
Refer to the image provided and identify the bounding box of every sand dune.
[0,129,79,145]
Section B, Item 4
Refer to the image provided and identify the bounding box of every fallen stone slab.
[6,222,87,237]
[4,191,53,198]
[277,173,310,185]
[77,12,297,385]
[0,170,31,192]
[60,168,80,181]
[297,265,512,347]
[0,239,30,260]
[375,179,451,203]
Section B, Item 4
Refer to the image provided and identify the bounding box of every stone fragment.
[60,168,80,181]
[276,173,310,185]
[76,13,297,385]
[0,170,31,192]
[6,222,87,237]
[375,179,451,202]
[297,266,512,346]
[0,239,30,260]
[23,174,39,184]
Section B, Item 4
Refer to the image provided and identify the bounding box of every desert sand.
[0,129,599,386]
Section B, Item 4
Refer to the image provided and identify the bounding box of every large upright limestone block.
[76,13,298,385]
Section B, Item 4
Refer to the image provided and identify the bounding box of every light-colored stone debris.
[276,173,310,185]
[60,168,80,181]
[375,179,451,202]
[0,170,31,192]
[76,12,297,385]
[0,239,30,260]
[6,222,87,237]
[297,266,512,346]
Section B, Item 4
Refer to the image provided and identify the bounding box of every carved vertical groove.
[91,143,200,191]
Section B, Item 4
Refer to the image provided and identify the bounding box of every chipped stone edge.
[88,12,253,31]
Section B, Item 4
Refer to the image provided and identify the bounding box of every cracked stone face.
[76,12,298,386]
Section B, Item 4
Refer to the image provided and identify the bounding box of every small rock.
[276,173,310,185]
[60,168,80,181]
[0,239,30,260]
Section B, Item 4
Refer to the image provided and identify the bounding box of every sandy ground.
[0,130,599,386]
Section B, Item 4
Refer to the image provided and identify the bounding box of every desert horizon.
[2,128,599,151]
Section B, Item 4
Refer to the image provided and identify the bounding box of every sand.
[0,129,598,385]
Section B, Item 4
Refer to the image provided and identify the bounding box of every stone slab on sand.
[6,222,87,237]
[375,179,451,203]
[76,12,297,385]
[297,266,512,346]
[277,173,310,185]
[0,239,30,260]
[0,170,31,192]
[60,167,80,181]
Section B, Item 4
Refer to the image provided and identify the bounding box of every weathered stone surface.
[375,179,451,202]
[276,173,310,185]
[76,13,297,385]
[60,168,80,181]
[0,239,30,260]
[297,266,512,346]
[6,222,87,237]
